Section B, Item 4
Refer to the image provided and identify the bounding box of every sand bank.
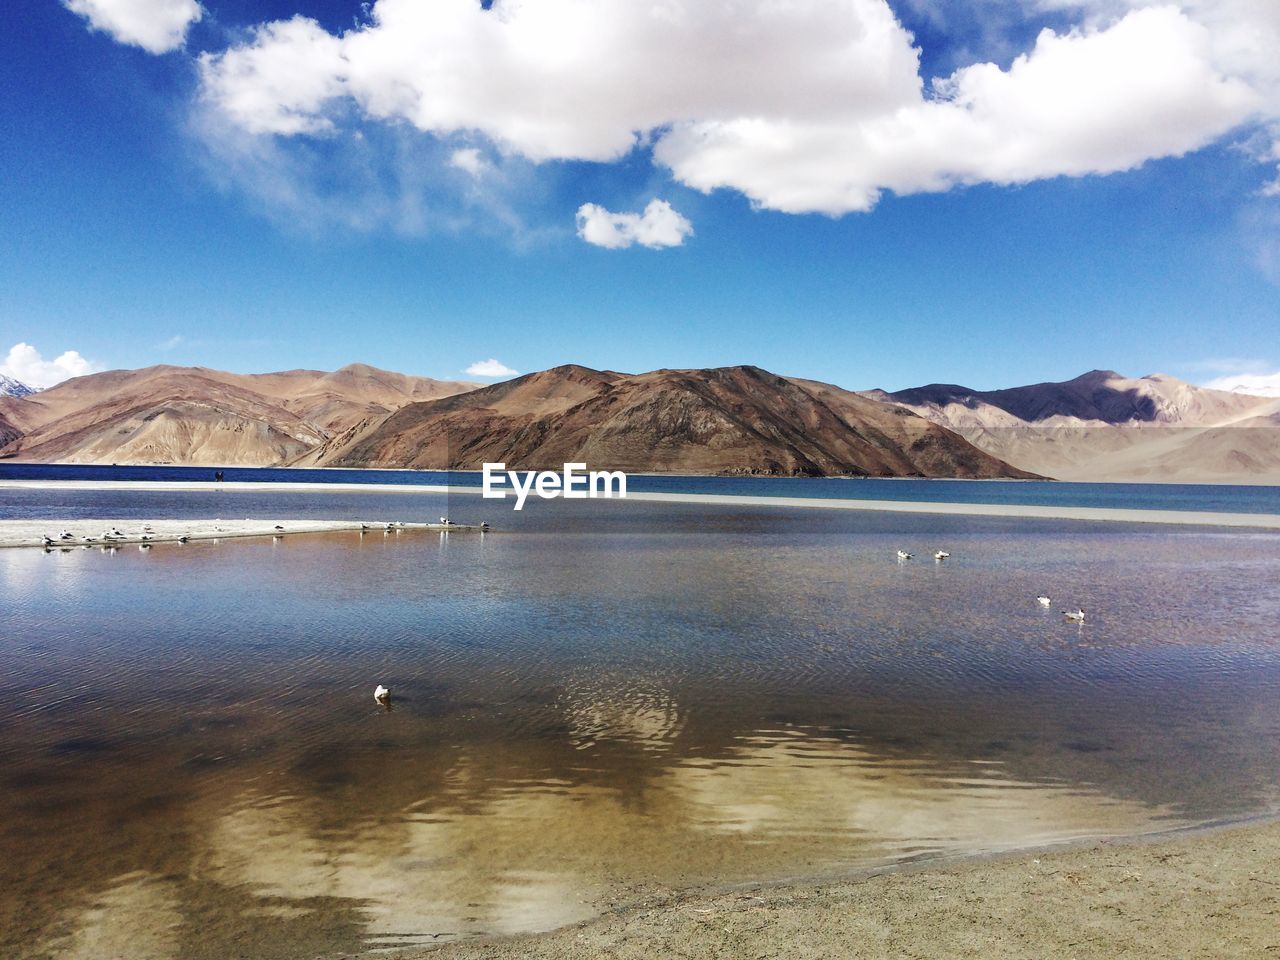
[0,517,485,548]
[421,818,1280,960]
[2,479,1279,529]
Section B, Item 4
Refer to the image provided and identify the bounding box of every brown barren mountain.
[316,364,1036,478]
[0,364,479,466]
[872,370,1280,483]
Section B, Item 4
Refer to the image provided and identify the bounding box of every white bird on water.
[374,684,390,704]
[1036,595,1052,607]
[1064,608,1086,622]
[934,550,950,561]
[896,550,912,561]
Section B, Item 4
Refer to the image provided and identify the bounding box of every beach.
[2,479,1279,529]
[420,818,1279,960]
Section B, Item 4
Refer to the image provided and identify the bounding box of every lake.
[2,482,1279,958]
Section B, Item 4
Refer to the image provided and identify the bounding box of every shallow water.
[2,490,1280,958]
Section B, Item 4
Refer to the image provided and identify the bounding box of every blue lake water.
[3,461,1279,514]
[1,482,1279,958]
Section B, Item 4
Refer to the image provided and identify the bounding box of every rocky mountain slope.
[0,364,478,466]
[869,370,1280,483]
[313,364,1036,478]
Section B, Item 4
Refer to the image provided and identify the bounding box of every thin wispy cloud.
[576,200,693,250]
[465,359,518,378]
[0,342,101,390]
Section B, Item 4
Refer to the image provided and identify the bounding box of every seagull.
[896,550,912,561]
[1064,608,1086,622]
[59,530,73,540]
[934,550,950,561]
[1036,595,1052,607]
[374,684,390,704]
[480,521,490,531]
[42,536,54,547]
[110,528,123,538]
[177,536,189,544]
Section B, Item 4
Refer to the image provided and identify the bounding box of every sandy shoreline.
[2,478,1279,529]
[0,517,486,548]
[417,817,1280,959]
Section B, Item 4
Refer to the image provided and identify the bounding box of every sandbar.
[0,517,485,548]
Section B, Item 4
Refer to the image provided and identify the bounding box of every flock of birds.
[42,516,490,552]
[895,547,1087,623]
[42,524,190,550]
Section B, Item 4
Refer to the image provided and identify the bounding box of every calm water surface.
[2,488,1279,958]
[4,461,1280,514]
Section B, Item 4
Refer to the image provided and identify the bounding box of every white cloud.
[1203,371,1280,397]
[449,148,489,178]
[0,343,101,390]
[192,0,1268,217]
[158,335,184,351]
[576,200,693,250]
[64,0,202,54]
[465,359,519,378]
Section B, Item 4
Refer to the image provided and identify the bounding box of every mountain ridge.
[873,369,1280,483]
[312,363,1036,479]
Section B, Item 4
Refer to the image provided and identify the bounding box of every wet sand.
[2,479,1279,528]
[0,517,483,548]
[420,819,1280,960]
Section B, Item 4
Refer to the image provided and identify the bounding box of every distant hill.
[311,363,1036,478]
[0,374,34,398]
[870,370,1280,483]
[0,364,479,466]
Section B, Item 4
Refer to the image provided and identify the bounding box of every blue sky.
[3,0,1280,393]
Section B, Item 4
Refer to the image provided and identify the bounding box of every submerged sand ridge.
[0,517,488,548]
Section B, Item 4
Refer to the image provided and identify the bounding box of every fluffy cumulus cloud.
[576,200,693,249]
[1203,371,1280,397]
[465,358,519,378]
[64,0,202,54]
[189,0,1273,217]
[1,343,101,390]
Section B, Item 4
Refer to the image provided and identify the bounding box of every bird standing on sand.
[1037,595,1052,607]
[1064,608,1086,622]
[374,684,390,704]
[59,530,73,541]
[42,536,54,547]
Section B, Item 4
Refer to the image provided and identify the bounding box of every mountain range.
[867,370,1280,483]
[0,364,476,466]
[0,363,1275,483]
[307,364,1028,478]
